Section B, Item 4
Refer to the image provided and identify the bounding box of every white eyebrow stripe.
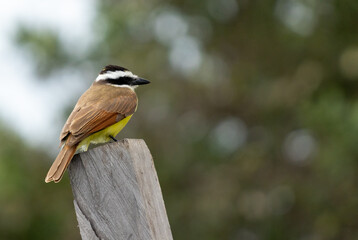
[96,71,138,82]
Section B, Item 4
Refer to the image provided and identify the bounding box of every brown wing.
[60,85,137,146]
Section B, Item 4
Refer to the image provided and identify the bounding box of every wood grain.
[68,139,173,240]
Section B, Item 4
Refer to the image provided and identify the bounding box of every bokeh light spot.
[153,9,188,45]
[275,0,316,36]
[211,117,247,154]
[169,36,202,75]
[283,129,316,164]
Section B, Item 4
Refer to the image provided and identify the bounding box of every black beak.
[133,78,150,85]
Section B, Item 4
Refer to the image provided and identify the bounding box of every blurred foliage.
[5,0,358,239]
[15,26,72,78]
[0,123,78,240]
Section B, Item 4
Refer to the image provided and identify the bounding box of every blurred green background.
[1,0,358,239]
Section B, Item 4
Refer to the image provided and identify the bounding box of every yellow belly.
[76,115,133,152]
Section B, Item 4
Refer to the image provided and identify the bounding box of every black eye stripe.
[104,77,134,86]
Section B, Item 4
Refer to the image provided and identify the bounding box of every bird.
[45,65,150,183]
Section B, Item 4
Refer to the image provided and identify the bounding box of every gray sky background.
[0,0,96,154]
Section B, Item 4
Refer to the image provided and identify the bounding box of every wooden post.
[68,139,173,240]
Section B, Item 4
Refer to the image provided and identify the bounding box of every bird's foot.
[109,135,117,142]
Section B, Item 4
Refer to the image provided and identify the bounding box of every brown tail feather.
[45,144,77,183]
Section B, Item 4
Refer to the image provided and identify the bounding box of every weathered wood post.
[68,139,173,240]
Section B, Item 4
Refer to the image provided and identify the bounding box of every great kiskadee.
[45,65,150,183]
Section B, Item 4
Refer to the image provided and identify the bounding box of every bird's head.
[95,65,150,89]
